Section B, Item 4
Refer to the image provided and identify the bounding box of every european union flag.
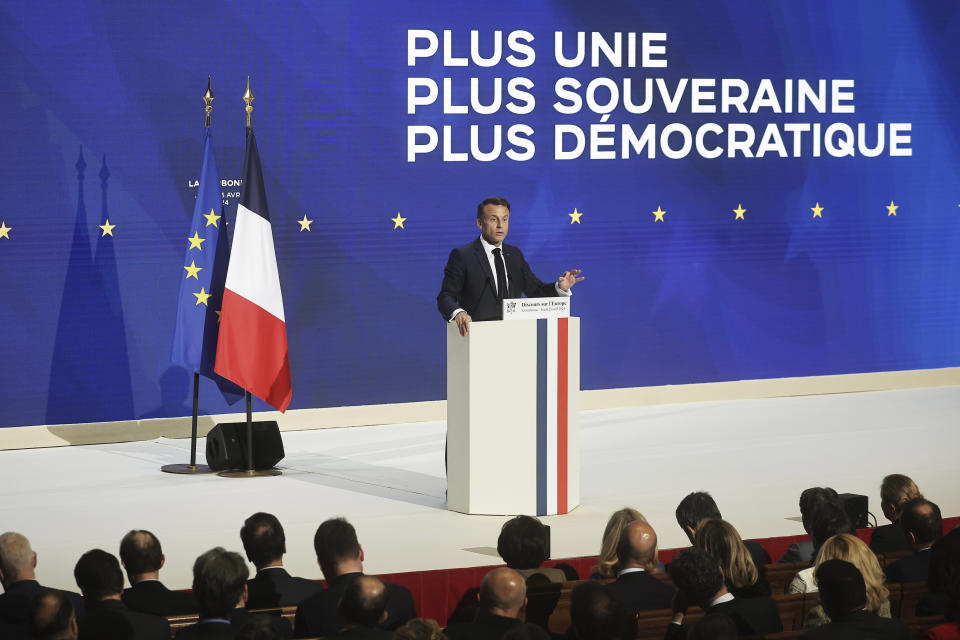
[171,130,243,403]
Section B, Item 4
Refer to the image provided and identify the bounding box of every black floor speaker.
[205,421,285,471]
[838,492,869,529]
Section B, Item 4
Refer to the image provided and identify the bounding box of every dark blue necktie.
[492,247,507,300]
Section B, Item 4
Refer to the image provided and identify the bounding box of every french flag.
[215,129,292,412]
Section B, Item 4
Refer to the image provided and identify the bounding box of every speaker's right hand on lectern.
[454,311,472,336]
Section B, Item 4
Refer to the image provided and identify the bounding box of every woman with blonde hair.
[694,519,771,598]
[591,508,658,578]
[793,533,892,628]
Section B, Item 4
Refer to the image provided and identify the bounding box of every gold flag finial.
[203,76,214,127]
[243,76,254,128]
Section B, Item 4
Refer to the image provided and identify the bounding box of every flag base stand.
[161,463,214,475]
[217,468,282,478]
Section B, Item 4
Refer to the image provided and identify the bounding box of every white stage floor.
[2,385,958,595]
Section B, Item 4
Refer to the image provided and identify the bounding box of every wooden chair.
[898,581,929,619]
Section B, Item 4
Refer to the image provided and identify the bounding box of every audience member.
[330,575,393,640]
[886,497,942,584]
[28,590,78,640]
[395,618,448,640]
[500,623,551,640]
[606,520,675,612]
[798,534,891,628]
[568,581,636,640]
[240,512,321,609]
[591,508,662,579]
[788,502,855,594]
[294,518,415,638]
[779,488,840,564]
[119,530,196,616]
[497,516,567,583]
[694,519,770,599]
[687,613,739,640]
[870,474,922,554]
[0,532,84,624]
[675,492,771,568]
[73,548,169,640]
[665,547,781,638]
[800,559,907,640]
[236,615,281,640]
[918,530,960,639]
[444,568,525,640]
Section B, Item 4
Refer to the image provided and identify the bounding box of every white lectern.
[446,310,579,516]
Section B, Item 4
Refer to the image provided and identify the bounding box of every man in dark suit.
[28,590,77,640]
[0,531,84,624]
[120,529,196,616]
[674,492,772,568]
[870,474,922,554]
[607,520,675,612]
[176,547,292,640]
[801,560,907,639]
[569,580,636,640]
[445,568,525,640]
[294,518,415,638]
[437,196,583,335]
[665,547,781,639]
[779,487,840,564]
[329,576,394,640]
[240,512,321,609]
[885,497,942,584]
[74,549,170,640]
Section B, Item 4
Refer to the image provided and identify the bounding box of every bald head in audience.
[339,575,389,628]
[478,568,527,619]
[616,521,658,571]
[0,532,37,588]
[28,590,78,640]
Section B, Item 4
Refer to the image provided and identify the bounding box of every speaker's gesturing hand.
[558,269,585,291]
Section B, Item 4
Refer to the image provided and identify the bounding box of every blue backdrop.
[0,1,958,427]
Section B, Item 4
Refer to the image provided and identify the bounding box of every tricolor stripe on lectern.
[214,129,292,412]
[535,317,571,516]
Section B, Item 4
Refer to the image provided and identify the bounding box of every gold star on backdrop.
[297,214,313,232]
[0,221,10,239]
[569,208,583,224]
[203,208,221,227]
[183,261,202,280]
[886,201,899,216]
[811,202,824,218]
[193,288,211,306]
[652,206,666,222]
[392,212,407,229]
[99,219,116,237]
[187,232,206,250]
[733,204,746,220]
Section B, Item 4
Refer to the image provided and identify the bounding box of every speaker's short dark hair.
[74,549,124,601]
[28,590,74,640]
[119,530,163,575]
[667,547,724,608]
[241,512,285,566]
[192,547,249,619]
[314,517,361,579]
[497,515,549,570]
[675,492,722,533]
[811,502,854,553]
[816,559,866,619]
[339,575,388,627]
[477,197,510,219]
[901,497,943,546]
[569,581,636,640]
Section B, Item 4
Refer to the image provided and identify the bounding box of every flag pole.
[218,76,281,479]
[162,78,218,475]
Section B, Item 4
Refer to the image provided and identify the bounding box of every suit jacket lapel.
[502,245,519,298]
[473,239,496,291]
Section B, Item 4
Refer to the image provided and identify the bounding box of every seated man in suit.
[294,518,415,638]
[437,196,583,336]
[607,520,675,612]
[496,516,566,583]
[675,492,771,568]
[240,512,322,609]
[445,568,525,640]
[119,529,196,616]
[332,576,396,640]
[28,590,78,640]
[801,560,907,640]
[177,547,292,640]
[870,474,922,555]
[885,497,942,584]
[74,549,170,640]
[569,581,636,640]
[0,532,84,624]
[779,487,841,564]
[665,547,782,639]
